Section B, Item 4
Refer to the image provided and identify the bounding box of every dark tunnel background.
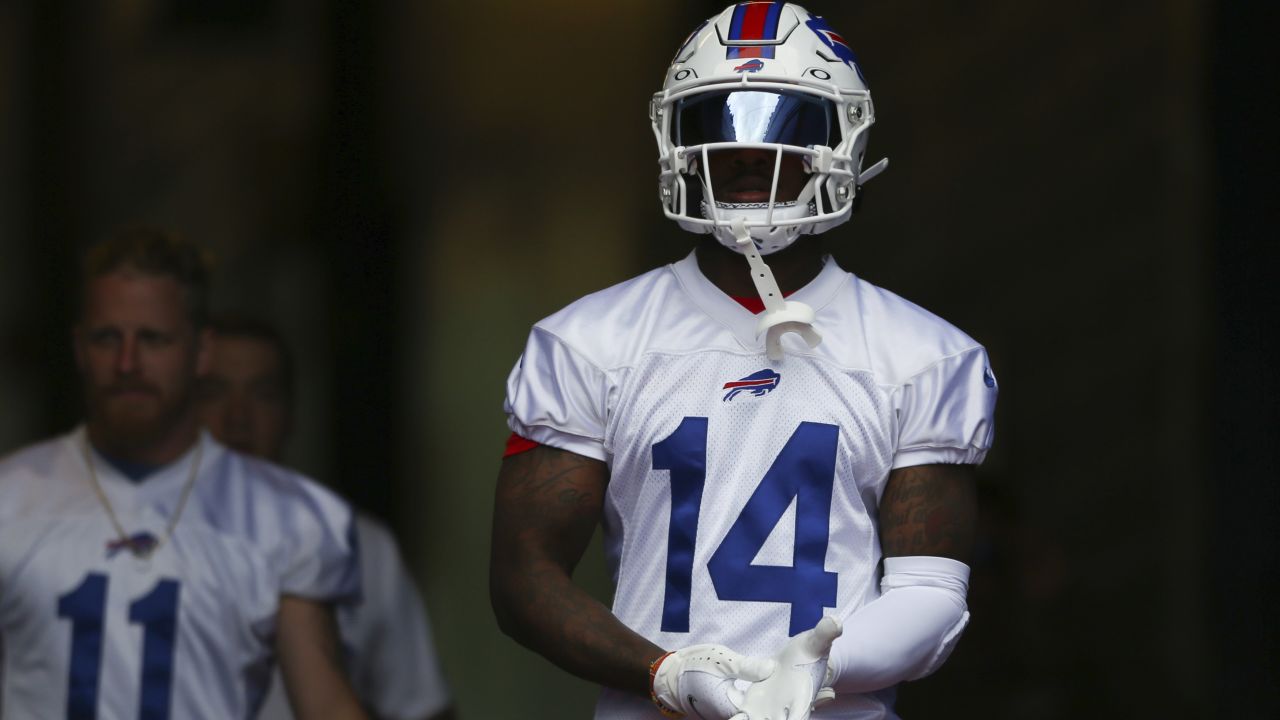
[0,1,1274,717]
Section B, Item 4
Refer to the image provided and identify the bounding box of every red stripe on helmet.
[739,2,771,40]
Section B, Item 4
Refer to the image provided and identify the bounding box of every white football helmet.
[650,3,887,255]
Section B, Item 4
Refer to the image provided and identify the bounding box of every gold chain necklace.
[80,433,203,562]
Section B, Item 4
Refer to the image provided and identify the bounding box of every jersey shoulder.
[837,274,987,386]
[0,433,87,517]
[0,433,67,481]
[354,512,398,564]
[197,439,352,537]
[198,438,359,600]
[531,263,684,371]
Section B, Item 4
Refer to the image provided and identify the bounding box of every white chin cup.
[700,200,816,256]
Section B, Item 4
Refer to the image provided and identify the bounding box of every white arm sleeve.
[503,326,612,461]
[828,556,971,693]
[893,347,997,468]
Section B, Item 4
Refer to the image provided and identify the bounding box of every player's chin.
[720,190,772,204]
[100,396,162,423]
[95,404,173,447]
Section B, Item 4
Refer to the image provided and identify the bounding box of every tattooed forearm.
[510,557,662,694]
[879,464,977,562]
[490,445,663,695]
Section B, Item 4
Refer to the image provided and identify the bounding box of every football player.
[490,4,997,719]
[0,228,367,719]
[197,315,455,720]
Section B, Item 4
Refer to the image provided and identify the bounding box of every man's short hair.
[81,226,211,327]
[206,313,296,403]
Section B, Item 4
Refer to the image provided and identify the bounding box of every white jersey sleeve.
[504,326,614,461]
[257,467,361,602]
[891,346,997,468]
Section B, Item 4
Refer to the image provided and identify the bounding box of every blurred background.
[0,0,1275,717]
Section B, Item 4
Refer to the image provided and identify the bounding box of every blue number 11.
[58,574,181,720]
[654,418,840,636]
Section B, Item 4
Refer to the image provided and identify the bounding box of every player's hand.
[730,617,842,720]
[651,644,776,719]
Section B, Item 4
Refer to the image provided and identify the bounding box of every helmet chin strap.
[730,218,822,361]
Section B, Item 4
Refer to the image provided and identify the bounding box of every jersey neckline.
[669,250,848,353]
[70,426,216,506]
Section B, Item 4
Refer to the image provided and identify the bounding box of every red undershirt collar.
[728,292,794,314]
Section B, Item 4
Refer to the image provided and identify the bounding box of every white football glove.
[651,644,776,719]
[812,666,835,709]
[731,617,843,720]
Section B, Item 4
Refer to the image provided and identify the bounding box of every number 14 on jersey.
[653,417,839,636]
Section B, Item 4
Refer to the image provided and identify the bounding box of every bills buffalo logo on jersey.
[805,16,868,84]
[723,369,781,401]
[106,531,159,559]
[734,58,765,73]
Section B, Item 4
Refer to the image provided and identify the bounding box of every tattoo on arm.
[879,464,977,562]
[498,444,602,518]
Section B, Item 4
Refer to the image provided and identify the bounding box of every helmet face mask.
[651,3,882,255]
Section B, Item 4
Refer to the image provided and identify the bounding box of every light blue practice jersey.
[0,428,359,719]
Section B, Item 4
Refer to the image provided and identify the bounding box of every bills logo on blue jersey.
[734,58,765,73]
[805,16,867,84]
[983,366,996,388]
[723,369,781,401]
[106,531,159,559]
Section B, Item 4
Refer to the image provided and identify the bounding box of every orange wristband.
[648,651,682,718]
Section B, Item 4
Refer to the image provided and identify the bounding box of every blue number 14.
[58,574,181,720]
[654,418,840,636]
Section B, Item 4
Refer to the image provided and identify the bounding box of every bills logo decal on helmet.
[722,369,781,401]
[734,58,765,73]
[725,1,786,59]
[805,15,867,83]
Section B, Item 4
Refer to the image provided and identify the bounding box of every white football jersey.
[255,513,451,720]
[504,252,997,720]
[0,428,359,720]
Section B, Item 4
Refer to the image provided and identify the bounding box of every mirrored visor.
[674,90,837,149]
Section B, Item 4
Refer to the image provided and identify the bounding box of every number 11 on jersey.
[654,417,840,636]
[58,574,181,720]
